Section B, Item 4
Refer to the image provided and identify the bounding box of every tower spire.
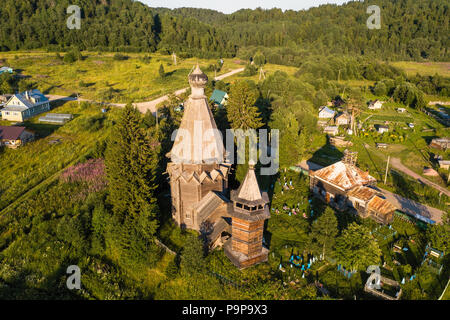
[236,163,264,204]
[169,65,225,164]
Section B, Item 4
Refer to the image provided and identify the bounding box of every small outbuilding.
[377,125,389,134]
[335,112,350,126]
[318,106,336,119]
[368,100,384,110]
[0,125,35,149]
[323,126,339,136]
[210,89,228,108]
[430,138,450,151]
[438,160,450,170]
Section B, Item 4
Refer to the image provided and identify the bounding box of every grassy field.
[391,61,450,78]
[0,100,117,213]
[0,51,244,103]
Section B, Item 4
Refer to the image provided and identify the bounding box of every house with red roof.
[0,126,35,149]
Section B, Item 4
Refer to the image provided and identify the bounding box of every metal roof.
[0,126,26,140]
[319,106,335,116]
[210,89,227,105]
[313,161,376,191]
[348,186,378,202]
[368,196,397,216]
[4,89,49,110]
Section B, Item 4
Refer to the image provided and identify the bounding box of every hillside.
[0,0,448,61]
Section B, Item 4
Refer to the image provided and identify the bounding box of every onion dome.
[189,64,208,89]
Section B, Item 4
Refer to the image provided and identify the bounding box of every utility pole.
[351,108,355,134]
[447,167,450,184]
[259,67,266,80]
[156,109,158,129]
[384,156,390,185]
[172,52,177,66]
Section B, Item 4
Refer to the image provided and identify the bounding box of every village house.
[335,112,350,126]
[430,137,450,151]
[1,89,50,122]
[167,66,269,269]
[368,100,384,110]
[438,160,450,170]
[377,125,389,134]
[0,125,35,149]
[323,125,339,136]
[210,89,228,108]
[397,108,407,113]
[309,150,396,224]
[318,106,335,119]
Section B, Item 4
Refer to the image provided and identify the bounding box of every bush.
[113,53,128,61]
[242,63,258,76]
[80,114,106,132]
[64,49,83,63]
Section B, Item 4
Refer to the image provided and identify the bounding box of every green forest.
[0,0,448,62]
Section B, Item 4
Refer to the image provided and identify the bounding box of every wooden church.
[166,65,270,269]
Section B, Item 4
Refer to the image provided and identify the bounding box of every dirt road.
[46,67,245,115]
[390,157,450,197]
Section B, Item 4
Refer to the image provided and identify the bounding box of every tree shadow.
[308,138,344,167]
[360,141,383,181]
[0,263,81,300]
[24,122,60,139]
[391,172,419,202]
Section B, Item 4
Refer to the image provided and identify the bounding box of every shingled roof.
[312,161,376,191]
[194,191,229,223]
[231,165,269,206]
[170,65,225,164]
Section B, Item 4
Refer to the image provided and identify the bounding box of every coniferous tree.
[159,64,166,78]
[309,207,338,260]
[227,80,263,130]
[105,104,159,220]
[105,104,160,266]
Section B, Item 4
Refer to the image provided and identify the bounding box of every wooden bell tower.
[224,164,270,269]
